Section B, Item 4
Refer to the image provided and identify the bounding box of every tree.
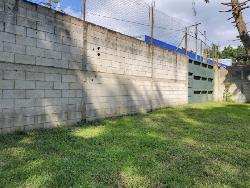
[220,45,249,64]
[204,0,250,59]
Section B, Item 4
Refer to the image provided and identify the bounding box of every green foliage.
[220,45,250,64]
[0,103,250,187]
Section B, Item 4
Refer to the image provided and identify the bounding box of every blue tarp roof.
[145,36,215,65]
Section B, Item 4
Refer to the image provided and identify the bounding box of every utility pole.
[195,23,198,57]
[204,30,207,59]
[150,0,155,44]
[82,0,87,21]
[185,27,188,55]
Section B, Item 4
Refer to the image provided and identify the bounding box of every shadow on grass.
[0,103,249,187]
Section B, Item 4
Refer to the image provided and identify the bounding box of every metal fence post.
[150,0,155,45]
[82,0,87,21]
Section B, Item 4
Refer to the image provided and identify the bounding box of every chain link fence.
[27,0,216,58]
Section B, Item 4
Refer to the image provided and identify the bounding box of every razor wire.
[26,0,215,57]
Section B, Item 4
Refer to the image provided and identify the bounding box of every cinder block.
[15,80,35,89]
[26,72,44,81]
[36,81,53,89]
[45,90,62,98]
[26,46,45,57]
[15,99,35,108]
[5,23,25,36]
[26,10,38,20]
[37,39,55,50]
[44,50,62,60]
[0,99,14,109]
[14,116,35,127]
[0,80,14,89]
[0,32,15,43]
[0,118,14,128]
[22,107,45,116]
[45,73,61,82]
[3,42,26,54]
[54,82,69,89]
[17,16,36,29]
[15,54,36,65]
[16,36,37,47]
[37,22,55,34]
[3,90,25,99]
[0,11,16,25]
[26,90,45,98]
[62,75,77,83]
[36,57,68,69]
[0,52,14,63]
[62,90,83,98]
[45,32,62,43]
[0,22,4,32]
[68,111,82,120]
[27,28,45,40]
[4,70,25,80]
[0,41,3,51]
[0,2,4,12]
[69,83,83,89]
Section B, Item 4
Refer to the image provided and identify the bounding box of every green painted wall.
[188,59,214,103]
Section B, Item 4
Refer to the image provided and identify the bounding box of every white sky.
[155,0,249,48]
[61,0,250,49]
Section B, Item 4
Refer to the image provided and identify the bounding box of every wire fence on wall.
[26,0,216,59]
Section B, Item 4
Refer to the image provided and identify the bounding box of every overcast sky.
[44,0,250,49]
[155,0,250,48]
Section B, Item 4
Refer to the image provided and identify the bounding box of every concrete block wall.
[0,0,188,133]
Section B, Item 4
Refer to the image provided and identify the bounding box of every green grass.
[0,103,250,187]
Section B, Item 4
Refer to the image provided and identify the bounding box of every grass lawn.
[0,103,249,187]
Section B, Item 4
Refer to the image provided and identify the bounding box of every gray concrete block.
[62,75,77,83]
[26,72,44,81]
[4,70,25,80]
[45,32,62,43]
[54,82,69,89]
[15,54,36,65]
[17,16,37,29]
[15,80,35,89]
[26,90,45,98]
[0,22,4,32]
[22,107,45,116]
[0,41,3,51]
[45,90,62,98]
[44,50,62,60]
[69,83,83,90]
[37,23,54,34]
[36,81,53,89]
[3,42,26,54]
[45,73,61,82]
[3,90,25,99]
[26,10,38,20]
[26,46,45,57]
[16,36,37,47]
[62,90,83,98]
[15,99,35,108]
[27,28,46,40]
[0,31,15,43]
[0,52,14,63]
[14,116,35,127]
[5,23,26,36]
[0,80,14,89]
[36,57,68,69]
[68,111,82,120]
[0,99,14,109]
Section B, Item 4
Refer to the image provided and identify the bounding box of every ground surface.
[0,103,249,187]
